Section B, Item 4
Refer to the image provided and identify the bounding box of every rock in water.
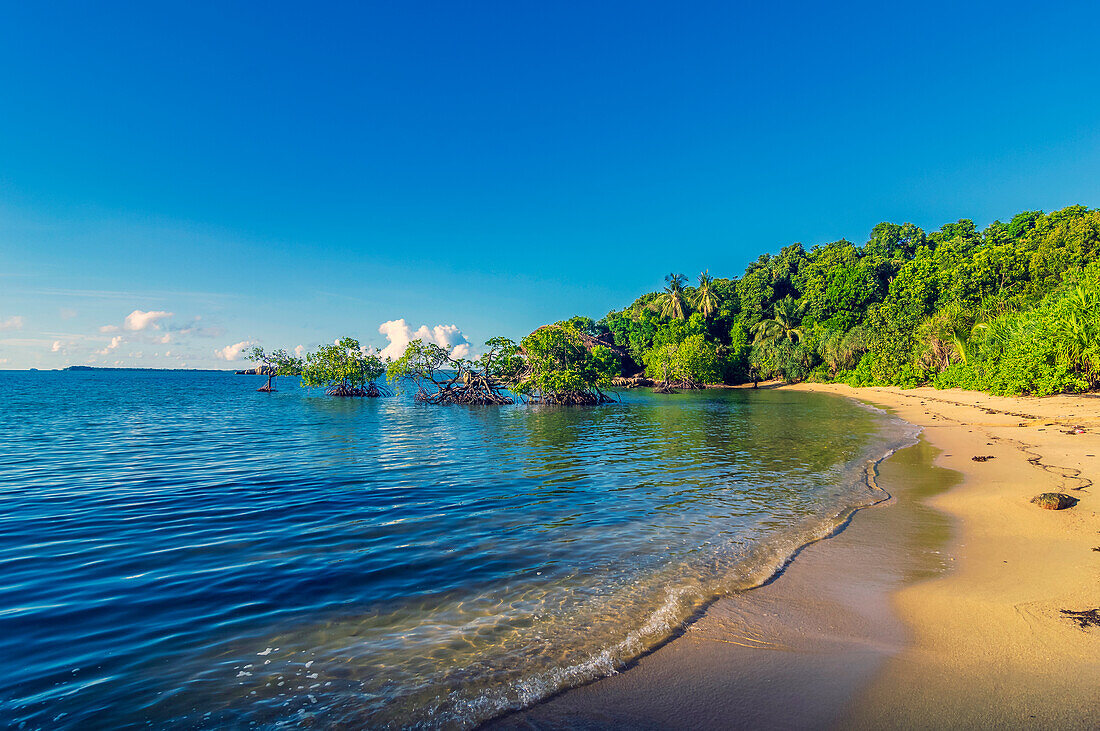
[1030,493,1078,510]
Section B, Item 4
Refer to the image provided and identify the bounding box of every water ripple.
[0,370,915,728]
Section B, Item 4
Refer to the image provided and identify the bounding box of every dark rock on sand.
[1060,608,1100,629]
[1030,493,1078,510]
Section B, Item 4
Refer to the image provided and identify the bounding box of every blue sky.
[1,1,1099,368]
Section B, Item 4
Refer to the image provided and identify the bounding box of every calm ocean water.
[0,370,916,728]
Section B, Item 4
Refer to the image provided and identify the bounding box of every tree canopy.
[512,323,619,404]
[386,337,521,404]
[300,337,386,397]
[588,205,1100,395]
[244,346,303,392]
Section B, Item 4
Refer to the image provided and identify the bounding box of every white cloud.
[294,344,305,357]
[0,316,24,331]
[96,335,123,355]
[51,340,63,352]
[214,340,254,361]
[378,319,472,360]
[59,308,78,320]
[123,309,173,331]
[415,324,471,358]
[99,324,120,333]
[159,333,172,344]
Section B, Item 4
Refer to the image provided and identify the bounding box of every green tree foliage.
[514,323,619,404]
[816,327,868,378]
[386,337,520,404]
[751,298,804,347]
[641,314,722,387]
[300,337,386,397]
[244,346,303,391]
[644,333,721,388]
[587,205,1100,395]
[602,307,658,370]
[691,270,720,319]
[563,315,602,338]
[649,273,690,320]
[934,262,1100,395]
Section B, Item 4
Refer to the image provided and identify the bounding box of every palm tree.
[752,299,804,345]
[1056,285,1100,386]
[818,329,846,377]
[649,273,689,320]
[927,304,978,368]
[692,270,721,319]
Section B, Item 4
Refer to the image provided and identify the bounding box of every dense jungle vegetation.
[577,205,1100,396]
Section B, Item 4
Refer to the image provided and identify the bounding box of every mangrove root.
[327,381,387,398]
[413,374,514,405]
[525,389,614,406]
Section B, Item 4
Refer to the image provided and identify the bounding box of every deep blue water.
[0,371,914,728]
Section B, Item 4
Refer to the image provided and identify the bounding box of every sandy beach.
[816,385,1100,728]
[497,385,1099,729]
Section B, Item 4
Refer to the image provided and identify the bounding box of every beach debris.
[1062,425,1087,434]
[971,455,995,462]
[1060,608,1100,629]
[1030,493,1078,510]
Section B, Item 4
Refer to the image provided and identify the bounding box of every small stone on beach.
[1030,493,1078,510]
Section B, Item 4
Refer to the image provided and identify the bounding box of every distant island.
[63,365,231,373]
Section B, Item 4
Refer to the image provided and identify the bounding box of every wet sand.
[811,386,1100,728]
[492,386,1099,729]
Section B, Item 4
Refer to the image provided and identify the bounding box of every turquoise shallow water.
[0,371,915,728]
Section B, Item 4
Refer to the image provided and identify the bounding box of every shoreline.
[800,385,1100,727]
[495,385,1099,729]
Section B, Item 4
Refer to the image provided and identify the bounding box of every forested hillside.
[567,205,1100,396]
